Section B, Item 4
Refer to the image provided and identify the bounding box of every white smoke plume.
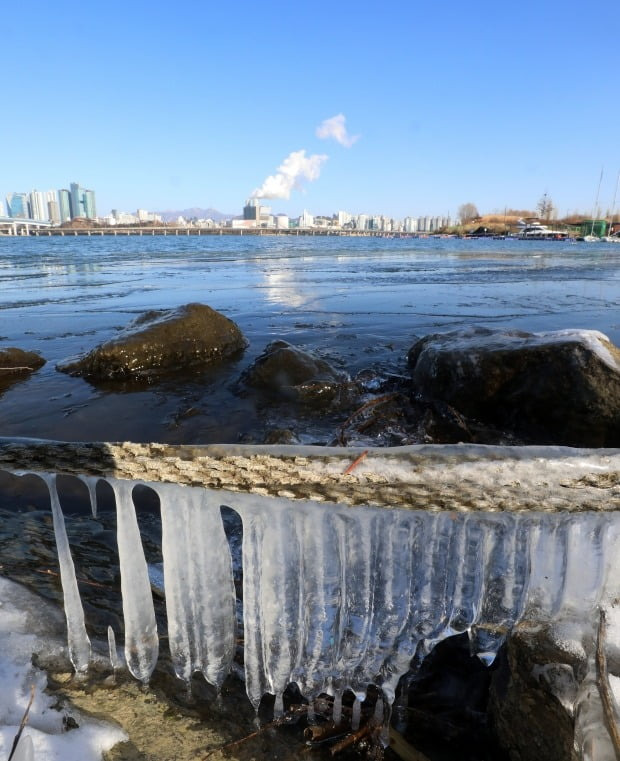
[315,113,359,148]
[251,149,328,199]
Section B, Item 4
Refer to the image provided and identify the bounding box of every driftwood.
[0,437,619,512]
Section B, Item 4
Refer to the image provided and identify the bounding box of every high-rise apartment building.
[45,190,60,224]
[29,190,48,221]
[83,189,96,219]
[69,182,97,219]
[6,192,29,218]
[70,182,85,218]
[58,189,71,222]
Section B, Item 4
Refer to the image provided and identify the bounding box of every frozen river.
[1,235,619,444]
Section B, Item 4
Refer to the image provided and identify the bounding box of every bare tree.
[536,193,554,220]
[458,203,479,224]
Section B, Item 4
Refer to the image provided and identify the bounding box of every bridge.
[0,216,53,236]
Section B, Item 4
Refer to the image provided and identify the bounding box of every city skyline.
[2,0,619,220]
[4,183,96,223]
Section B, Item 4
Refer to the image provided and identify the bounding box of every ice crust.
[7,470,620,759]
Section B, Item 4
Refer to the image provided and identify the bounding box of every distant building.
[243,198,260,222]
[276,214,289,229]
[356,214,368,230]
[45,190,60,224]
[70,182,85,218]
[6,192,29,218]
[69,182,96,219]
[29,190,47,221]
[83,189,96,219]
[337,210,352,227]
[58,189,71,222]
[299,209,314,228]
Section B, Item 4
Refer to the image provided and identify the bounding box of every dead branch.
[0,366,34,373]
[338,394,399,444]
[596,608,620,760]
[7,684,35,761]
[304,720,348,744]
[343,450,369,475]
[202,704,307,759]
[329,722,372,755]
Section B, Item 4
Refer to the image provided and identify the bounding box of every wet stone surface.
[58,303,248,383]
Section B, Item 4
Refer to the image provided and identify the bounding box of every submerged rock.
[241,340,350,407]
[408,327,620,447]
[0,347,46,392]
[58,303,247,382]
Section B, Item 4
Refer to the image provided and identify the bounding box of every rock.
[0,347,46,392]
[490,627,580,761]
[263,428,300,445]
[407,327,620,447]
[58,303,247,382]
[241,341,349,407]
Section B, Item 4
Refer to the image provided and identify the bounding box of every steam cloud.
[251,149,328,200]
[315,113,359,148]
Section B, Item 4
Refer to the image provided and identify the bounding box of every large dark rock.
[58,303,247,382]
[241,340,349,406]
[490,628,580,761]
[407,327,620,447]
[0,347,46,393]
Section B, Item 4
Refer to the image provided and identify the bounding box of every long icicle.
[42,472,91,672]
[111,478,159,684]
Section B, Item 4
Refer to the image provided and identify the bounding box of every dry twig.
[202,704,307,759]
[343,450,369,475]
[7,684,35,761]
[338,394,399,444]
[329,722,372,755]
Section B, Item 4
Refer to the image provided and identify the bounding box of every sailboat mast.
[609,170,620,236]
[591,167,604,235]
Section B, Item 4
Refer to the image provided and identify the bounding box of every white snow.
[0,577,126,760]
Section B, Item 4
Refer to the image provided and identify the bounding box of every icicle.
[238,500,268,711]
[332,691,343,724]
[108,626,121,672]
[110,478,158,683]
[351,696,362,730]
[525,515,569,620]
[333,509,376,697]
[11,734,34,761]
[560,514,608,621]
[158,484,235,689]
[273,693,284,718]
[42,473,91,672]
[373,695,384,723]
[78,475,99,517]
[574,656,617,761]
[469,513,530,664]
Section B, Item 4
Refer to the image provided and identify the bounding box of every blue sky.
[3,0,620,219]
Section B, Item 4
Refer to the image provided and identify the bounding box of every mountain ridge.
[155,207,232,222]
